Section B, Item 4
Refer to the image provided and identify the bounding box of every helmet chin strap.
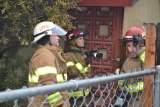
[76,45,85,49]
[76,46,84,49]
[48,41,59,47]
[49,41,52,46]
[48,38,56,46]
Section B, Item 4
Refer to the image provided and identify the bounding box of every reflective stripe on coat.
[28,44,70,107]
[65,48,91,98]
[120,57,144,92]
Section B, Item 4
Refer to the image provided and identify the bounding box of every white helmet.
[32,21,67,43]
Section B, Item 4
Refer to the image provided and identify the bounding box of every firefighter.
[28,21,70,107]
[64,29,91,107]
[115,27,145,107]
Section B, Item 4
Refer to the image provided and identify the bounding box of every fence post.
[142,23,156,107]
[154,65,160,107]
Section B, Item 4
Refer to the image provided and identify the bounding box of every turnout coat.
[28,44,70,107]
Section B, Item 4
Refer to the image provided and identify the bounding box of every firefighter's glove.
[136,47,145,63]
[85,57,91,65]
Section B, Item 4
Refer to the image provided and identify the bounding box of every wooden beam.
[77,0,132,7]
[142,23,156,107]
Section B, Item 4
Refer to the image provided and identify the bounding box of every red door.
[70,6,123,76]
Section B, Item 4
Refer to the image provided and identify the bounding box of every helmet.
[32,21,67,43]
[65,29,85,42]
[123,27,145,46]
[123,27,145,41]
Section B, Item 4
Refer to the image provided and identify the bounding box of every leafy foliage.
[0,0,80,90]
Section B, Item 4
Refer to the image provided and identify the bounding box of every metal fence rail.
[0,68,158,107]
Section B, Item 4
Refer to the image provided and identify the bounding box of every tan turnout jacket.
[121,56,143,86]
[28,44,70,107]
[65,48,91,80]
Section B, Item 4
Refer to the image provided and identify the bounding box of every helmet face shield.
[50,24,67,36]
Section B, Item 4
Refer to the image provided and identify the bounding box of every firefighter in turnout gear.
[115,27,145,107]
[28,21,70,107]
[65,29,91,107]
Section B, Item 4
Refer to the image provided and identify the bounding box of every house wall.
[123,0,160,35]
[18,46,35,59]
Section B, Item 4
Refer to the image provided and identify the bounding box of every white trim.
[33,34,46,43]
[124,35,133,39]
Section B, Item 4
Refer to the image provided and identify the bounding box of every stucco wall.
[123,0,160,35]
[18,46,35,59]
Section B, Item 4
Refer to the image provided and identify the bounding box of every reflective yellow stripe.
[69,88,89,97]
[88,64,91,68]
[66,61,75,67]
[57,74,67,82]
[118,80,125,86]
[125,82,143,92]
[28,74,38,83]
[75,63,90,74]
[67,62,90,74]
[35,66,57,76]
[75,63,83,71]
[139,52,145,63]
[82,64,90,73]
[28,66,57,83]
[47,92,62,104]
[29,73,67,83]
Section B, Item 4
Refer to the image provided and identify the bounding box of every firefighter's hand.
[136,47,145,63]
[85,57,91,65]
[115,69,120,75]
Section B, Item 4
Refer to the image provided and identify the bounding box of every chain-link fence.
[0,66,160,107]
